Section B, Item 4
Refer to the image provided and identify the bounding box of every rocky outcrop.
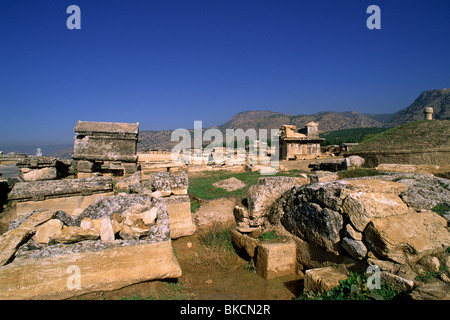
[265,174,450,298]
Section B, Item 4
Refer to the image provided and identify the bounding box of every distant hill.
[138,110,384,151]
[386,89,450,127]
[349,119,450,153]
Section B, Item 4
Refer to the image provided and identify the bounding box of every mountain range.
[138,89,450,151]
[2,89,448,156]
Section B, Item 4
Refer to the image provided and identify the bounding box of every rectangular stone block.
[165,195,196,239]
[256,241,296,279]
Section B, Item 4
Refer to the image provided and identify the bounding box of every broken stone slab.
[364,210,450,264]
[308,156,365,172]
[34,219,64,244]
[256,241,297,280]
[303,266,349,293]
[0,228,33,266]
[341,191,409,232]
[73,194,171,243]
[73,193,152,226]
[143,171,188,196]
[115,171,141,191]
[50,226,100,244]
[380,272,415,293]
[0,239,182,300]
[14,192,115,218]
[8,177,113,202]
[309,171,339,183]
[375,163,440,175]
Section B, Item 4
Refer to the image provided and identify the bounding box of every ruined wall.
[351,148,450,167]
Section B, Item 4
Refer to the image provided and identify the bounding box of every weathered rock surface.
[364,210,450,264]
[303,266,349,293]
[115,172,141,191]
[248,176,309,226]
[280,201,343,253]
[0,240,182,299]
[143,171,188,196]
[8,177,113,202]
[256,241,296,280]
[165,195,196,239]
[0,228,33,266]
[341,191,409,232]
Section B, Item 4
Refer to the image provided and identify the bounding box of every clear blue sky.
[1,0,449,145]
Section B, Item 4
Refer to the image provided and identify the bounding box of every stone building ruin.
[73,121,139,177]
[279,122,325,160]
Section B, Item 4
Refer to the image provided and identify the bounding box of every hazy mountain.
[137,110,383,151]
[386,89,450,127]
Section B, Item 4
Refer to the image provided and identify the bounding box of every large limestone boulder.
[364,210,450,264]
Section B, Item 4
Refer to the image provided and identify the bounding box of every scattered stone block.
[51,226,99,244]
[0,228,33,266]
[100,218,115,242]
[303,266,349,293]
[256,241,296,280]
[165,195,196,239]
[34,219,64,244]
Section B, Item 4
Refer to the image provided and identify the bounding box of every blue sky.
[1,0,449,145]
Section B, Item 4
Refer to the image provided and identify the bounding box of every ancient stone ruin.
[73,121,139,177]
[230,173,450,298]
[279,122,325,160]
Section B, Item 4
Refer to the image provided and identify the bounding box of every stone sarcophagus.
[73,121,139,176]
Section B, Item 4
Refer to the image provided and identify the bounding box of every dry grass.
[187,222,238,272]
